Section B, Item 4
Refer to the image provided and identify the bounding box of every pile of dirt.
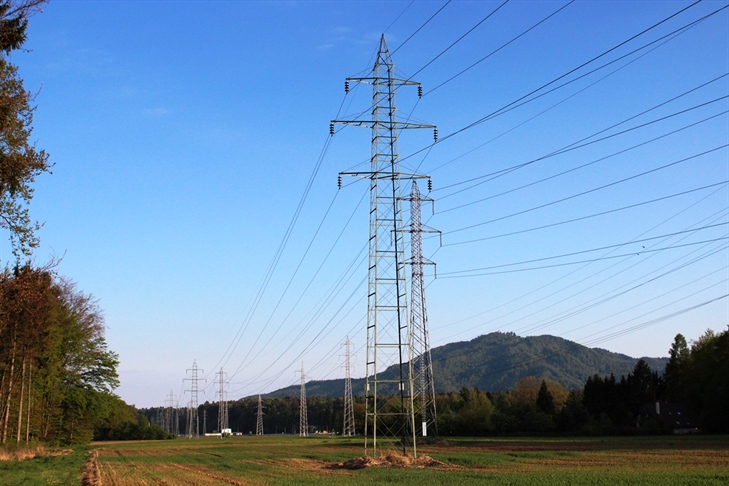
[338,451,445,469]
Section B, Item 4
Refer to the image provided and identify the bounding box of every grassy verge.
[0,445,89,485]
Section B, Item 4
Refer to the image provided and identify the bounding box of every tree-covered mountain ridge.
[261,332,668,399]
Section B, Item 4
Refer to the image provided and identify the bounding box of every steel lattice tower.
[256,394,264,436]
[184,361,203,438]
[343,336,355,436]
[407,180,439,437]
[165,391,176,435]
[332,34,436,456]
[299,362,308,437]
[216,368,228,435]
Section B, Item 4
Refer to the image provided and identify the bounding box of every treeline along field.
[144,327,728,438]
[0,264,119,445]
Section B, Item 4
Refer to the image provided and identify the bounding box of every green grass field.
[1,435,728,485]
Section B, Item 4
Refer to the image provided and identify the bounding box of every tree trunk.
[0,368,5,419]
[0,332,17,444]
[15,352,26,443]
[25,361,31,442]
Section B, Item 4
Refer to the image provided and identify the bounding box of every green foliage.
[0,446,89,486]
[536,380,555,416]
[580,329,729,435]
[0,0,51,261]
[664,328,729,433]
[146,329,727,439]
[0,266,121,445]
[664,333,689,401]
[265,332,668,399]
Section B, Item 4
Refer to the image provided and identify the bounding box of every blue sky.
[5,0,727,408]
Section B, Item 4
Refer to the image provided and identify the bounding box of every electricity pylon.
[298,362,308,437]
[332,34,436,457]
[173,401,179,437]
[216,368,229,435]
[256,394,264,436]
[406,180,440,437]
[184,360,203,438]
[342,336,356,436]
[165,391,176,434]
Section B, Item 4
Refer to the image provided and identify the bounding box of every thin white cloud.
[142,107,170,117]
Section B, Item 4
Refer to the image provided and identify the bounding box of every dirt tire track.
[81,450,100,486]
[168,462,247,485]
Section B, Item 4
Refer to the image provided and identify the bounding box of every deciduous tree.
[0,0,50,261]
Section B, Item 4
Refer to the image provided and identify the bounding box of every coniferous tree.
[664,333,689,402]
[536,380,555,415]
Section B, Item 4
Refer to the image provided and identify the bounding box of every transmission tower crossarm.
[345,76,421,87]
[339,171,431,181]
[331,119,436,130]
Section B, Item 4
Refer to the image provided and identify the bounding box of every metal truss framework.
[256,394,264,436]
[184,361,203,438]
[343,336,356,436]
[406,180,439,438]
[299,362,308,437]
[333,34,436,457]
[216,368,229,434]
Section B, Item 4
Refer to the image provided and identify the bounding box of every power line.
[445,181,729,246]
[441,238,728,278]
[582,293,729,346]
[444,144,728,236]
[427,0,576,95]
[437,95,728,198]
[407,0,510,81]
[442,223,728,276]
[401,1,724,165]
[390,0,451,56]
[433,202,729,340]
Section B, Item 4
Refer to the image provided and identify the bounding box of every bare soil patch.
[336,450,446,469]
[81,450,100,486]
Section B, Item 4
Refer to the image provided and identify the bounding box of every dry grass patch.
[0,444,72,462]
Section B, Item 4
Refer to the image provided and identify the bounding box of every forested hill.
[261,332,668,399]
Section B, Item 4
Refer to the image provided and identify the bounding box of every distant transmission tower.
[174,400,179,437]
[332,34,437,457]
[407,180,439,437]
[216,368,229,435]
[165,390,176,435]
[342,336,355,436]
[256,394,264,436]
[184,360,203,438]
[299,362,308,437]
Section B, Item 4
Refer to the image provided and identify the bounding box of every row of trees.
[146,328,727,438]
[0,1,155,447]
[0,265,123,444]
